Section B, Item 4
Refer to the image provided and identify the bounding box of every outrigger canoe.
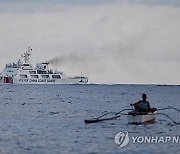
[84,106,180,125]
[127,110,156,124]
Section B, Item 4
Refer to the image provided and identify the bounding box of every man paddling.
[131,94,151,113]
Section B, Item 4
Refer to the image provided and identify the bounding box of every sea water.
[0,84,179,154]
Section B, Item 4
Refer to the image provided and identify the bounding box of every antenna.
[21,47,32,63]
[28,46,32,52]
[56,59,57,70]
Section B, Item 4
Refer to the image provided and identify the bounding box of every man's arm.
[130,101,140,113]
[131,101,140,106]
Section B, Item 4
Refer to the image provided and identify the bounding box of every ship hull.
[12,77,88,84]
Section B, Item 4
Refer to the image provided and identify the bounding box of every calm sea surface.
[0,84,180,154]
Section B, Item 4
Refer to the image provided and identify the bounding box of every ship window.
[41,75,49,78]
[31,75,39,78]
[37,70,47,74]
[52,75,61,79]
[29,71,36,74]
[23,64,30,66]
[20,75,28,78]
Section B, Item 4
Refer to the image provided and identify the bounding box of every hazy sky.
[0,0,180,84]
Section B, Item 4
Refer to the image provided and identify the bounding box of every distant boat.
[0,47,88,84]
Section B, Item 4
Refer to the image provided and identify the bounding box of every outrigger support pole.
[84,108,132,124]
[157,106,180,113]
[156,112,180,125]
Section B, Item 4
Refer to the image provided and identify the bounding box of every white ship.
[0,47,88,84]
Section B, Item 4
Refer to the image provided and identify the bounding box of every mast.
[21,47,32,63]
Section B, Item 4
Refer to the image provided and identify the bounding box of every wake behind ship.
[0,47,88,84]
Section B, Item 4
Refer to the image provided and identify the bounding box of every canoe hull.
[127,112,156,124]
